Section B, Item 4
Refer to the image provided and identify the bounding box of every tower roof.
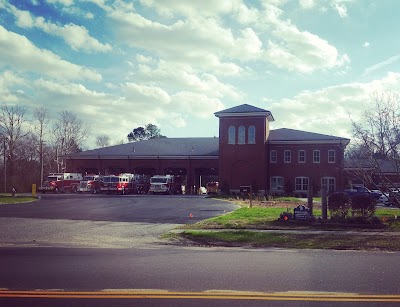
[214,104,274,121]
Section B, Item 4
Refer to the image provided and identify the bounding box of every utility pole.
[3,138,6,193]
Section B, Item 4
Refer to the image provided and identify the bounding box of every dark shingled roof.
[214,104,275,122]
[69,137,219,158]
[65,129,349,159]
[214,104,270,115]
[269,128,350,143]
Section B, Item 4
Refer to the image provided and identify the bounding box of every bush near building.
[328,192,377,223]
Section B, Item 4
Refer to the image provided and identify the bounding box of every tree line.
[0,102,164,193]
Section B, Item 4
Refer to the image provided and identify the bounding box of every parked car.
[378,192,400,207]
[343,186,381,200]
[370,189,383,196]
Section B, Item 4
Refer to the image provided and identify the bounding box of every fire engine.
[38,173,83,193]
[149,175,182,195]
[100,173,136,195]
[78,174,103,194]
[206,181,219,195]
[132,174,151,194]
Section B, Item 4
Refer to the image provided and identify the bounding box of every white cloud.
[134,59,243,101]
[363,55,400,76]
[268,72,400,138]
[0,71,29,103]
[330,0,354,18]
[45,0,74,6]
[299,0,315,9]
[265,21,349,73]
[172,91,224,118]
[9,4,112,53]
[123,83,171,105]
[139,0,238,18]
[0,25,101,81]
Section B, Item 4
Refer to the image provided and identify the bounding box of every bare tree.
[348,91,400,199]
[96,134,110,148]
[33,106,49,184]
[52,110,90,172]
[0,103,28,190]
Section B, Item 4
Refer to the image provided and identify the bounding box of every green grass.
[193,207,284,228]
[0,196,37,204]
[189,206,400,230]
[179,230,400,251]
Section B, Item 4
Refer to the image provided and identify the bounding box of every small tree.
[350,194,376,218]
[328,192,351,219]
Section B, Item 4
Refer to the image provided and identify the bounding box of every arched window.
[238,126,245,144]
[248,126,255,144]
[228,126,235,144]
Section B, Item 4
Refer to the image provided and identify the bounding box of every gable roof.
[214,104,275,121]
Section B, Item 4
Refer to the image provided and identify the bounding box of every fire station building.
[64,104,350,195]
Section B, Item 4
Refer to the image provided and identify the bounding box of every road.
[0,194,399,306]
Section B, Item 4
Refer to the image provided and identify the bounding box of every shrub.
[328,192,351,219]
[351,194,376,218]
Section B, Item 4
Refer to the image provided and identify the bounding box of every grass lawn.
[171,197,400,251]
[0,195,37,204]
[177,230,400,251]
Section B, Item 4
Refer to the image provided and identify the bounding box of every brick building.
[63,104,350,195]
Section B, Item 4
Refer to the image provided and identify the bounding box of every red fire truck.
[38,173,83,193]
[206,181,219,195]
[148,175,182,195]
[100,173,136,195]
[78,174,103,194]
[132,174,151,194]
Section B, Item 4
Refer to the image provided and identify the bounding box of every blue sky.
[1,0,400,149]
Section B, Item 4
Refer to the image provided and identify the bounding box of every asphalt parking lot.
[0,194,239,248]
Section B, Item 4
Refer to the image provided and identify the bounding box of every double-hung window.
[321,177,336,193]
[284,150,291,163]
[313,150,320,163]
[328,150,335,163]
[270,176,284,191]
[295,177,309,192]
[270,150,277,163]
[298,150,305,163]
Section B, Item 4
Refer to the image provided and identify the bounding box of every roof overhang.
[214,111,275,122]
[63,155,219,160]
[269,139,350,145]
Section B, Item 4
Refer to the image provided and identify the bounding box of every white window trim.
[313,150,320,163]
[270,176,284,191]
[328,149,336,163]
[298,150,306,163]
[248,126,256,144]
[238,126,245,144]
[284,150,291,163]
[295,176,309,192]
[228,126,235,144]
[321,177,336,193]
[270,150,277,163]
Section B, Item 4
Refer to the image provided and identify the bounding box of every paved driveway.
[0,194,238,248]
